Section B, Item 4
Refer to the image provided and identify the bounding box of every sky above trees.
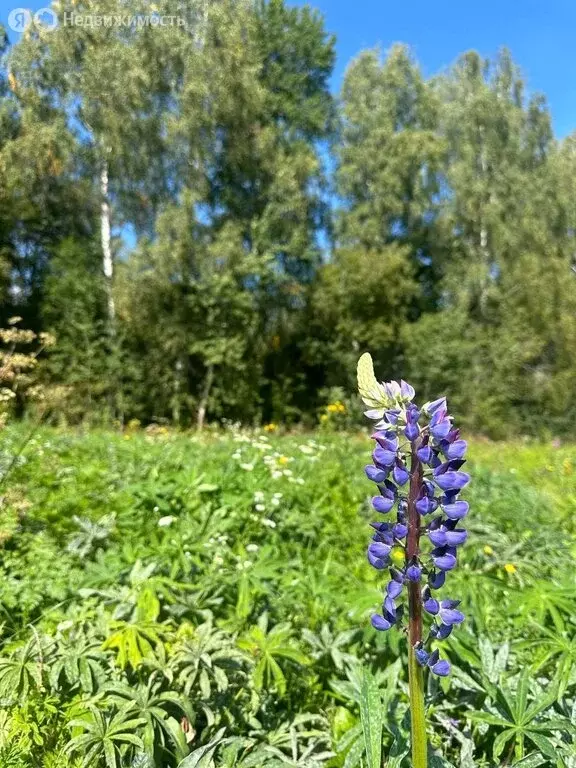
[291,0,576,137]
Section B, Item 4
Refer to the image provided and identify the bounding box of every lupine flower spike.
[357,353,470,768]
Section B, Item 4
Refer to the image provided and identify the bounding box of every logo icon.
[33,7,58,30]
[7,7,32,31]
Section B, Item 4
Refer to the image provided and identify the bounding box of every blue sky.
[292,0,576,138]
[1,0,575,137]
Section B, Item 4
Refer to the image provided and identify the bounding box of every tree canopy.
[1,2,574,435]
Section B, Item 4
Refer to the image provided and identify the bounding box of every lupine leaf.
[515,668,530,721]
[467,711,512,728]
[429,756,457,768]
[359,669,382,768]
[525,731,558,759]
[511,754,547,768]
[492,728,514,761]
[342,733,364,768]
[177,727,226,767]
[493,642,510,680]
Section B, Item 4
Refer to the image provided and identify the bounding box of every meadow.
[0,424,575,767]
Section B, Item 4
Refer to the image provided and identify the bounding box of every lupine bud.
[358,353,469,678]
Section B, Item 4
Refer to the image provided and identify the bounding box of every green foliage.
[66,705,145,768]
[0,426,574,765]
[238,613,310,696]
[359,669,382,768]
[0,0,573,433]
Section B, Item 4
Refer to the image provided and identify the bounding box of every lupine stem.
[407,444,427,767]
[408,643,427,768]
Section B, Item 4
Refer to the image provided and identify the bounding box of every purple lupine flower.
[414,647,451,676]
[358,354,469,677]
[405,561,422,582]
[365,465,387,483]
[393,459,410,486]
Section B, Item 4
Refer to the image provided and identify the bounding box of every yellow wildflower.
[263,423,277,433]
[391,547,405,566]
[483,545,494,556]
[504,563,517,574]
[278,455,289,465]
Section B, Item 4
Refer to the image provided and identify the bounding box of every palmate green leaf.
[131,754,156,768]
[515,668,530,722]
[0,637,44,701]
[102,620,164,671]
[386,728,410,768]
[515,581,576,629]
[523,691,559,723]
[492,728,516,761]
[511,754,547,768]
[238,615,309,695]
[268,656,287,696]
[359,668,382,768]
[177,727,226,768]
[429,757,457,768]
[525,731,559,760]
[236,574,252,619]
[529,717,575,733]
[103,738,117,768]
[493,642,511,679]
[66,704,145,768]
[342,731,364,768]
[162,716,189,762]
[467,711,512,728]
[337,722,362,754]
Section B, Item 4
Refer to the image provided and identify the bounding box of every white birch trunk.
[100,160,115,325]
[196,363,214,431]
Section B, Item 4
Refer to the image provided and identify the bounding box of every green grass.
[0,425,575,767]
